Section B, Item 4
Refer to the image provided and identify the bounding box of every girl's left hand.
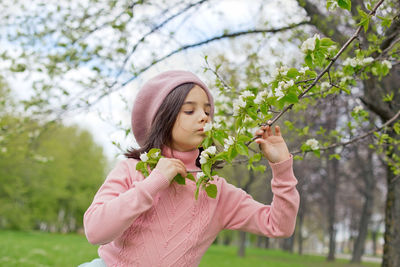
[254,124,291,163]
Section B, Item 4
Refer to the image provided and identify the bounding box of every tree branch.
[291,109,400,155]
[67,21,309,114]
[263,0,386,129]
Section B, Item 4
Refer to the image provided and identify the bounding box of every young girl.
[80,70,300,267]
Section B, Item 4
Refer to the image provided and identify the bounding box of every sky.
[2,0,306,162]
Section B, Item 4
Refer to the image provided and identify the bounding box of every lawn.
[0,230,380,267]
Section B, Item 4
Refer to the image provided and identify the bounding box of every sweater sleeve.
[83,160,170,245]
[218,155,300,238]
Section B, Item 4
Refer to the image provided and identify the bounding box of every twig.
[291,109,400,154]
[263,0,385,128]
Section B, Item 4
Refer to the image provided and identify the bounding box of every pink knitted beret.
[131,70,214,147]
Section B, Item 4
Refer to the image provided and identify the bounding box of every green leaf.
[195,184,200,200]
[305,53,313,67]
[294,155,304,160]
[186,173,196,182]
[287,68,299,78]
[329,154,341,160]
[282,93,299,104]
[202,162,212,177]
[252,165,266,173]
[202,136,213,148]
[174,174,186,185]
[205,184,217,198]
[228,146,238,161]
[320,38,335,47]
[136,161,149,177]
[313,50,325,66]
[236,142,249,156]
[377,15,392,28]
[213,131,226,146]
[337,0,351,11]
[358,8,370,32]
[237,135,252,143]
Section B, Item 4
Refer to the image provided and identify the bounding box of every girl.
[80,70,300,267]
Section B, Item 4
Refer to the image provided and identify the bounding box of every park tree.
[0,80,108,231]
[0,0,399,266]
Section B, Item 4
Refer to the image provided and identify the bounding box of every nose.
[199,110,209,123]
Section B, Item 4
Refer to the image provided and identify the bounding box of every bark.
[382,129,400,267]
[282,235,295,253]
[238,231,246,258]
[297,202,305,255]
[326,155,339,262]
[297,2,400,265]
[372,231,378,256]
[256,236,270,248]
[236,168,256,257]
[351,148,376,263]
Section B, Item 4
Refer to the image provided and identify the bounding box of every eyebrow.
[182,101,211,107]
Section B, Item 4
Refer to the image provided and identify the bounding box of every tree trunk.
[327,156,338,262]
[257,235,269,248]
[372,231,377,256]
[382,130,400,267]
[297,206,305,255]
[282,235,295,253]
[351,148,375,263]
[351,191,374,262]
[237,231,246,258]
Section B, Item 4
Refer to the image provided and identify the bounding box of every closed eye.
[184,111,194,115]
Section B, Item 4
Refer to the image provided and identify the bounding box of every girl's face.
[170,85,211,151]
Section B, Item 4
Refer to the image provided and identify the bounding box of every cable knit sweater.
[83,147,300,267]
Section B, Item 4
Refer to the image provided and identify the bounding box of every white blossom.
[240,90,254,98]
[199,156,207,165]
[140,152,149,162]
[353,105,363,113]
[321,82,330,90]
[275,87,285,100]
[205,146,217,155]
[382,60,392,69]
[233,98,246,116]
[301,34,319,53]
[343,57,375,68]
[299,66,309,75]
[204,122,213,132]
[306,138,319,150]
[0,136,4,142]
[200,146,216,165]
[328,1,339,11]
[224,136,235,151]
[273,66,289,78]
[1,147,7,153]
[340,75,353,83]
[196,172,205,179]
[343,57,358,67]
[254,94,264,104]
[362,57,374,64]
[153,152,160,158]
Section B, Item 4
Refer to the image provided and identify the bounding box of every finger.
[255,138,268,145]
[177,164,187,177]
[275,125,281,136]
[255,129,264,136]
[266,125,273,137]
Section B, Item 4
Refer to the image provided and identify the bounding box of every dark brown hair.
[125,83,197,159]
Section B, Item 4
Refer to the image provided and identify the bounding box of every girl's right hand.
[154,158,187,182]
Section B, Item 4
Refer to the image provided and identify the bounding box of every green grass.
[0,230,380,267]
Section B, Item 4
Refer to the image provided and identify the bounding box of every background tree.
[0,0,399,266]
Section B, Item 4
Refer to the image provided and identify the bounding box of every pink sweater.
[84,147,300,267]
